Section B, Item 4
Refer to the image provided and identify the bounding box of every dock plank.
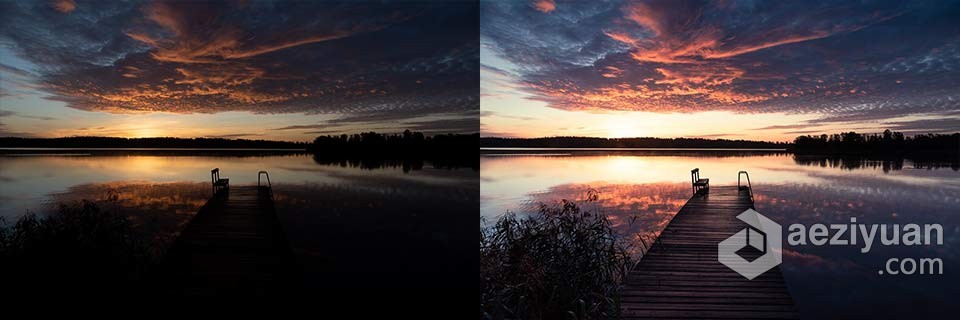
[155,185,298,296]
[621,186,798,318]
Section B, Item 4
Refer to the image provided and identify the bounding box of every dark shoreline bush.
[0,200,162,297]
[481,197,633,319]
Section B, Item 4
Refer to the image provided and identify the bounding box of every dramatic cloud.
[481,0,960,131]
[532,0,556,13]
[204,133,263,138]
[277,109,479,135]
[51,0,76,13]
[0,0,478,133]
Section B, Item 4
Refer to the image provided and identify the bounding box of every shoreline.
[481,147,788,151]
[0,147,308,151]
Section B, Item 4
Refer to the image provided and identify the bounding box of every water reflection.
[755,180,959,318]
[520,182,690,254]
[0,152,477,296]
[311,154,479,172]
[793,154,960,172]
[481,151,960,318]
[272,181,476,291]
[21,181,211,252]
[1,153,476,218]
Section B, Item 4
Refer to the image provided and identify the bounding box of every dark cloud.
[288,109,479,135]
[204,133,263,138]
[691,133,742,138]
[0,63,34,78]
[0,0,478,132]
[0,111,34,137]
[0,62,42,97]
[19,114,56,121]
[401,117,481,134]
[481,0,960,131]
[784,129,829,135]
[752,124,812,130]
[479,110,535,121]
[883,117,960,133]
[271,124,326,131]
[75,126,108,131]
[0,110,55,120]
[51,0,76,14]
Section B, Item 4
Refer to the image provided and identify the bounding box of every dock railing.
[258,170,272,197]
[738,170,754,203]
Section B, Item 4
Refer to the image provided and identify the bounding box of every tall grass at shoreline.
[0,181,206,297]
[0,200,162,296]
[481,195,633,319]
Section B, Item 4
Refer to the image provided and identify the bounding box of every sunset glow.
[481,1,960,140]
[0,1,478,140]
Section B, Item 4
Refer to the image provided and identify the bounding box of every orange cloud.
[127,1,400,64]
[532,0,556,13]
[527,67,771,112]
[144,0,186,36]
[124,32,159,47]
[51,0,76,13]
[174,65,264,86]
[615,1,840,63]
[601,66,624,78]
[622,1,665,36]
[702,31,833,59]
[564,1,882,113]
[654,65,744,86]
[604,31,640,47]
[221,31,366,59]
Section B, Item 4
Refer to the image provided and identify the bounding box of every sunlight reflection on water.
[0,152,478,292]
[481,150,959,318]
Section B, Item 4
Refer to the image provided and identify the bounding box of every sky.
[0,0,478,141]
[480,0,960,141]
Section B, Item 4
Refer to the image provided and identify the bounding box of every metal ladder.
[258,171,272,197]
[738,170,754,203]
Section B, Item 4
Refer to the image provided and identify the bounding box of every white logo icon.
[718,209,783,280]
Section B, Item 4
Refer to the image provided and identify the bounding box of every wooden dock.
[156,185,298,296]
[621,186,798,319]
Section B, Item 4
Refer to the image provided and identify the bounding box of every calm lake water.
[481,149,959,318]
[0,151,477,294]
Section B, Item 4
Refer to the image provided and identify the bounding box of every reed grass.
[481,195,633,319]
[0,200,160,296]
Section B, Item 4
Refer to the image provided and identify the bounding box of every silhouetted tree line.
[0,136,308,149]
[480,136,788,149]
[792,130,959,155]
[309,130,478,158]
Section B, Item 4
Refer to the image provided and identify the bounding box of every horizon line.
[0,131,482,142]
[480,130,960,143]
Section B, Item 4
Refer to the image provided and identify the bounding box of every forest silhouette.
[792,130,958,155]
[479,130,958,157]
